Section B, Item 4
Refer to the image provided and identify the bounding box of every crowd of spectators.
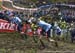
[0,0,75,44]
[59,8,75,23]
[0,10,23,31]
[0,5,75,42]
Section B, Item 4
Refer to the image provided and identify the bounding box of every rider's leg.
[46,29,55,42]
[38,30,45,48]
[71,34,74,43]
[20,32,28,40]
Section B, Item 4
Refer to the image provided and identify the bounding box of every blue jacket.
[10,17,22,25]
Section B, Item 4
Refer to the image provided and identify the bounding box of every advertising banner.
[0,19,17,32]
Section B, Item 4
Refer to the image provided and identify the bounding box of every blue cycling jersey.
[37,20,52,32]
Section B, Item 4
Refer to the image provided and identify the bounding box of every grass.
[0,1,2,10]
[2,1,16,9]
[13,2,32,8]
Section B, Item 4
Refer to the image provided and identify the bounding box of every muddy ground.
[0,33,75,53]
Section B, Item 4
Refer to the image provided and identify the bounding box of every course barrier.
[0,19,17,32]
[2,0,38,11]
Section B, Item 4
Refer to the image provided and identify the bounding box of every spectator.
[0,10,10,22]
[9,13,23,32]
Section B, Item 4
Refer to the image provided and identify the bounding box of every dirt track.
[0,33,75,53]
